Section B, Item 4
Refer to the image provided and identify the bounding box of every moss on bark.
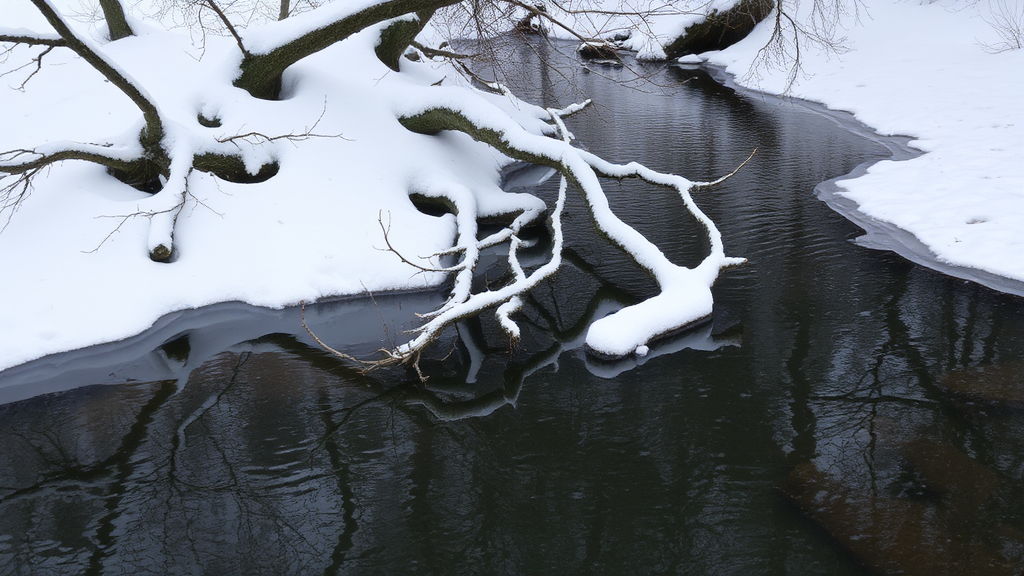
[400,107,562,174]
[194,153,280,183]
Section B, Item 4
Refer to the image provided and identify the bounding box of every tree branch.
[0,31,67,47]
[235,0,464,98]
[27,0,165,158]
[0,45,57,89]
[0,145,143,176]
[205,0,250,57]
[0,144,146,228]
[410,40,472,60]
[385,95,743,364]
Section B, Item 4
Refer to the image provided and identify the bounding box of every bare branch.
[215,129,345,146]
[300,302,373,366]
[410,40,473,60]
[504,0,599,43]
[981,0,1024,53]
[215,102,346,146]
[205,0,251,57]
[376,211,450,273]
[692,147,757,189]
[0,32,67,47]
[0,45,57,90]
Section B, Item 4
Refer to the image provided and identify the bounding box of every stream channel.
[2,37,1024,575]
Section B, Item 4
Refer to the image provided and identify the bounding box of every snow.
[3,0,1024,378]
[0,2,534,372]
[538,0,744,59]
[704,0,1024,290]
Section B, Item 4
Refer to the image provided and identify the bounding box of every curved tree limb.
[234,0,464,99]
[28,0,166,170]
[205,0,251,57]
[0,145,143,176]
[376,10,435,71]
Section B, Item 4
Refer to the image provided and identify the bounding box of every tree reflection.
[780,268,1024,575]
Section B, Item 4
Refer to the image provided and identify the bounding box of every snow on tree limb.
[235,0,463,98]
[27,0,164,151]
[372,86,745,367]
[0,29,67,47]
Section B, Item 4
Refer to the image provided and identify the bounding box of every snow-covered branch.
[358,88,746,370]
[0,30,67,47]
[235,0,465,98]
[27,0,165,151]
[0,143,144,224]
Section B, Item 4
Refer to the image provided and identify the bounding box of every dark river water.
[3,38,1024,575]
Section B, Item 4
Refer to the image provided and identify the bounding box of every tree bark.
[98,0,133,41]
[400,107,565,175]
[662,0,775,60]
[23,0,168,187]
[375,10,434,71]
[234,0,462,99]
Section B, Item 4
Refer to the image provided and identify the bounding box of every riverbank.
[702,0,1024,294]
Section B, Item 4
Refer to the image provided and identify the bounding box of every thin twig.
[0,46,56,90]
[376,210,449,273]
[204,0,251,57]
[300,302,371,366]
[692,147,757,189]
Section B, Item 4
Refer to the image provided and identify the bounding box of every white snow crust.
[704,0,1024,289]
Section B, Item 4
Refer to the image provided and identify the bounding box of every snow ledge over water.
[703,0,1024,296]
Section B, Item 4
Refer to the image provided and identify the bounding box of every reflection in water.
[3,39,1024,575]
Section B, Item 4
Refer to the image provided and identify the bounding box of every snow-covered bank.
[702,0,1024,294]
[0,4,541,372]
